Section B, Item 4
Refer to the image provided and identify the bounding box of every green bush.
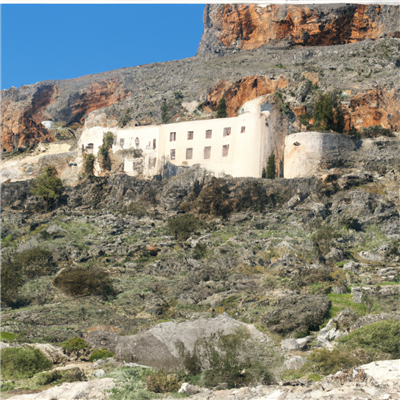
[52,267,116,299]
[89,348,115,362]
[190,327,273,389]
[216,98,227,118]
[0,332,16,341]
[308,348,361,375]
[14,248,54,280]
[361,125,395,138]
[31,166,63,209]
[1,260,24,305]
[146,370,181,393]
[1,346,53,379]
[83,154,96,177]
[0,381,15,391]
[33,368,85,386]
[61,337,88,353]
[338,319,400,358]
[167,214,203,241]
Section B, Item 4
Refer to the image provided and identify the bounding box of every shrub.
[0,332,16,341]
[33,368,85,386]
[52,267,116,299]
[192,243,208,260]
[89,348,115,362]
[30,166,63,210]
[308,348,361,375]
[83,154,96,177]
[201,328,273,388]
[0,382,15,391]
[361,125,395,138]
[14,248,54,280]
[216,98,227,118]
[146,370,181,393]
[167,214,203,241]
[61,337,88,353]
[338,319,400,358]
[1,346,53,379]
[1,260,24,305]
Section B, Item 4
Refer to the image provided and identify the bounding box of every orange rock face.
[345,89,400,132]
[1,78,129,152]
[197,4,400,56]
[205,75,288,117]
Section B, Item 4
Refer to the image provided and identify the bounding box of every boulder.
[281,337,310,351]
[46,224,67,238]
[32,343,68,364]
[87,314,270,370]
[284,355,306,370]
[7,378,115,400]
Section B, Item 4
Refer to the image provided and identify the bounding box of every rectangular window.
[153,138,156,149]
[186,148,193,160]
[113,138,117,146]
[187,131,194,140]
[170,149,175,160]
[120,138,125,147]
[170,132,176,142]
[204,146,211,159]
[223,127,231,137]
[206,129,212,139]
[86,143,94,149]
[241,126,246,133]
[222,144,229,157]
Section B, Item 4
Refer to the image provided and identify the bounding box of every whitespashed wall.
[284,131,356,178]
[78,96,275,179]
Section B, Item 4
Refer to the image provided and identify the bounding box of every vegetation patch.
[89,348,115,362]
[146,370,181,393]
[1,346,53,379]
[61,337,88,353]
[52,267,116,299]
[338,319,400,358]
[167,214,204,241]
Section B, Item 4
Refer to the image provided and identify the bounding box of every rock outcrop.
[86,314,271,369]
[1,77,129,152]
[197,4,400,57]
[7,378,115,400]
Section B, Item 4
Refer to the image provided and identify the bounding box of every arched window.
[135,137,140,148]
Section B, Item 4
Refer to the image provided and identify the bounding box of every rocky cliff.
[1,5,400,156]
[1,75,129,152]
[197,4,400,57]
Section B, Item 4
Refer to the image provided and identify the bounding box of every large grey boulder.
[86,314,270,369]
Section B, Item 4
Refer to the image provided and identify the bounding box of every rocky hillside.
[1,133,400,398]
[1,5,400,153]
[197,4,400,57]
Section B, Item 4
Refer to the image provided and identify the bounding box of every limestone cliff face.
[204,75,288,117]
[1,76,129,152]
[197,4,400,57]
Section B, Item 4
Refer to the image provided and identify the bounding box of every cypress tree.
[266,153,276,179]
[216,98,227,118]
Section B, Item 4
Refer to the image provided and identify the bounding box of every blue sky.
[1,4,205,90]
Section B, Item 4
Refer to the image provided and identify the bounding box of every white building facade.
[79,97,275,179]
